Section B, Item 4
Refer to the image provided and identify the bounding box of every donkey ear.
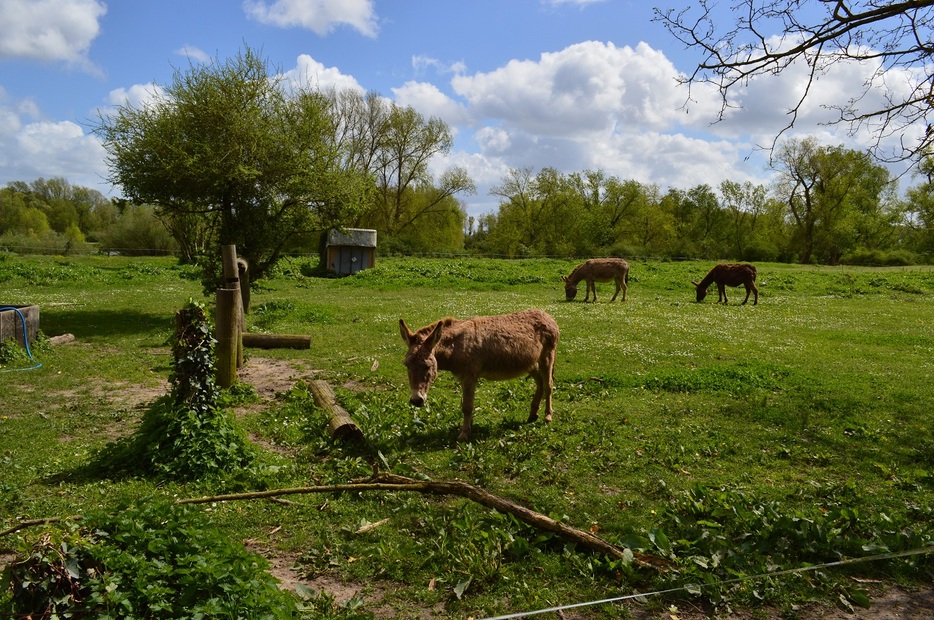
[399,318,415,343]
[428,320,444,349]
[691,280,700,287]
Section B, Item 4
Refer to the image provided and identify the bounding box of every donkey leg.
[741,286,751,305]
[610,281,620,302]
[542,351,556,424]
[457,381,477,442]
[528,372,544,423]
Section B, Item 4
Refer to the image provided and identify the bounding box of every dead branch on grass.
[175,472,671,570]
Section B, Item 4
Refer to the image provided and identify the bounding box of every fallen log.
[308,379,363,442]
[242,333,311,349]
[49,333,75,345]
[175,473,670,570]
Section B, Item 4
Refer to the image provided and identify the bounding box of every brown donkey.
[692,263,759,305]
[399,309,559,441]
[562,258,629,302]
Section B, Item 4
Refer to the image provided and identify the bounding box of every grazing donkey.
[562,258,630,302]
[399,309,559,442]
[692,263,759,305]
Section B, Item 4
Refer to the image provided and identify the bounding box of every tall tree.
[568,170,647,253]
[655,0,934,164]
[774,138,895,263]
[487,167,577,256]
[95,47,369,292]
[719,180,771,258]
[326,89,474,250]
[905,154,934,255]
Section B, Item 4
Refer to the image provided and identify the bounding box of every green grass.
[2,253,934,618]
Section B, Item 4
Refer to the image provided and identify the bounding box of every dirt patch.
[237,357,316,400]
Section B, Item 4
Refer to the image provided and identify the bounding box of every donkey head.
[561,276,578,301]
[399,318,444,407]
[691,280,707,302]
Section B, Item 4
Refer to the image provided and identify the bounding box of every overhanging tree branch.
[654,0,934,164]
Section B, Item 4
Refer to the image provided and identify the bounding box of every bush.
[1,500,298,618]
[840,249,918,266]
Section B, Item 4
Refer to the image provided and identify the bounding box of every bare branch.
[654,0,934,164]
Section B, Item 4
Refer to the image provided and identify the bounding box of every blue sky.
[0,0,921,217]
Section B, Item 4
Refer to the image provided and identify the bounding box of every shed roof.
[326,228,377,248]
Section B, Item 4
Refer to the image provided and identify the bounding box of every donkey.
[692,263,759,305]
[562,258,629,302]
[399,309,559,442]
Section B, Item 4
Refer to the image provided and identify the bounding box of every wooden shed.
[325,228,377,276]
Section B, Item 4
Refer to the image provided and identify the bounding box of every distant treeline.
[4,139,934,266]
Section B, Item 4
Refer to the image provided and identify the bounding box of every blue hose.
[0,306,42,372]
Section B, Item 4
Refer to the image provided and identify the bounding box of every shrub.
[1,500,298,618]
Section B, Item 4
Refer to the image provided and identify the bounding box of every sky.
[0,0,923,218]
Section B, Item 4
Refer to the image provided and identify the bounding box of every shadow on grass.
[41,309,175,340]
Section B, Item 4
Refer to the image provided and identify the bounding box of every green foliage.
[0,339,31,367]
[1,500,298,619]
[98,204,178,256]
[91,300,255,481]
[95,46,370,286]
[634,483,934,611]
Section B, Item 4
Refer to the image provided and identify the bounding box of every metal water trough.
[0,305,39,347]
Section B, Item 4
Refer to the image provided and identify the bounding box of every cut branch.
[176,473,671,570]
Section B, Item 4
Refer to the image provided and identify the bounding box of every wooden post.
[308,380,363,442]
[221,244,244,367]
[215,288,239,388]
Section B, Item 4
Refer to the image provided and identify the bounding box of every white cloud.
[175,45,212,65]
[281,54,364,92]
[0,103,108,191]
[392,81,470,128]
[452,41,715,138]
[105,83,167,111]
[437,40,750,204]
[243,0,378,37]
[0,0,105,70]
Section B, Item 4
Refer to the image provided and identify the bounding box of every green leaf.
[453,578,472,600]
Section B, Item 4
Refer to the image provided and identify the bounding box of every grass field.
[2,253,934,618]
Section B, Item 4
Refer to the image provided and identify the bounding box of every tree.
[95,47,369,294]
[905,154,934,256]
[568,171,647,254]
[774,137,895,263]
[720,180,765,258]
[655,1,934,164]
[486,167,577,257]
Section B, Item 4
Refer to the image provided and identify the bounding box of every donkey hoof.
[527,413,539,423]
[456,432,470,442]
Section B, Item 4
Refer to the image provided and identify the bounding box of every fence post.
[221,244,244,367]
[215,288,239,388]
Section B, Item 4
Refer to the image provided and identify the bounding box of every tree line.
[3,46,933,285]
[470,141,934,265]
